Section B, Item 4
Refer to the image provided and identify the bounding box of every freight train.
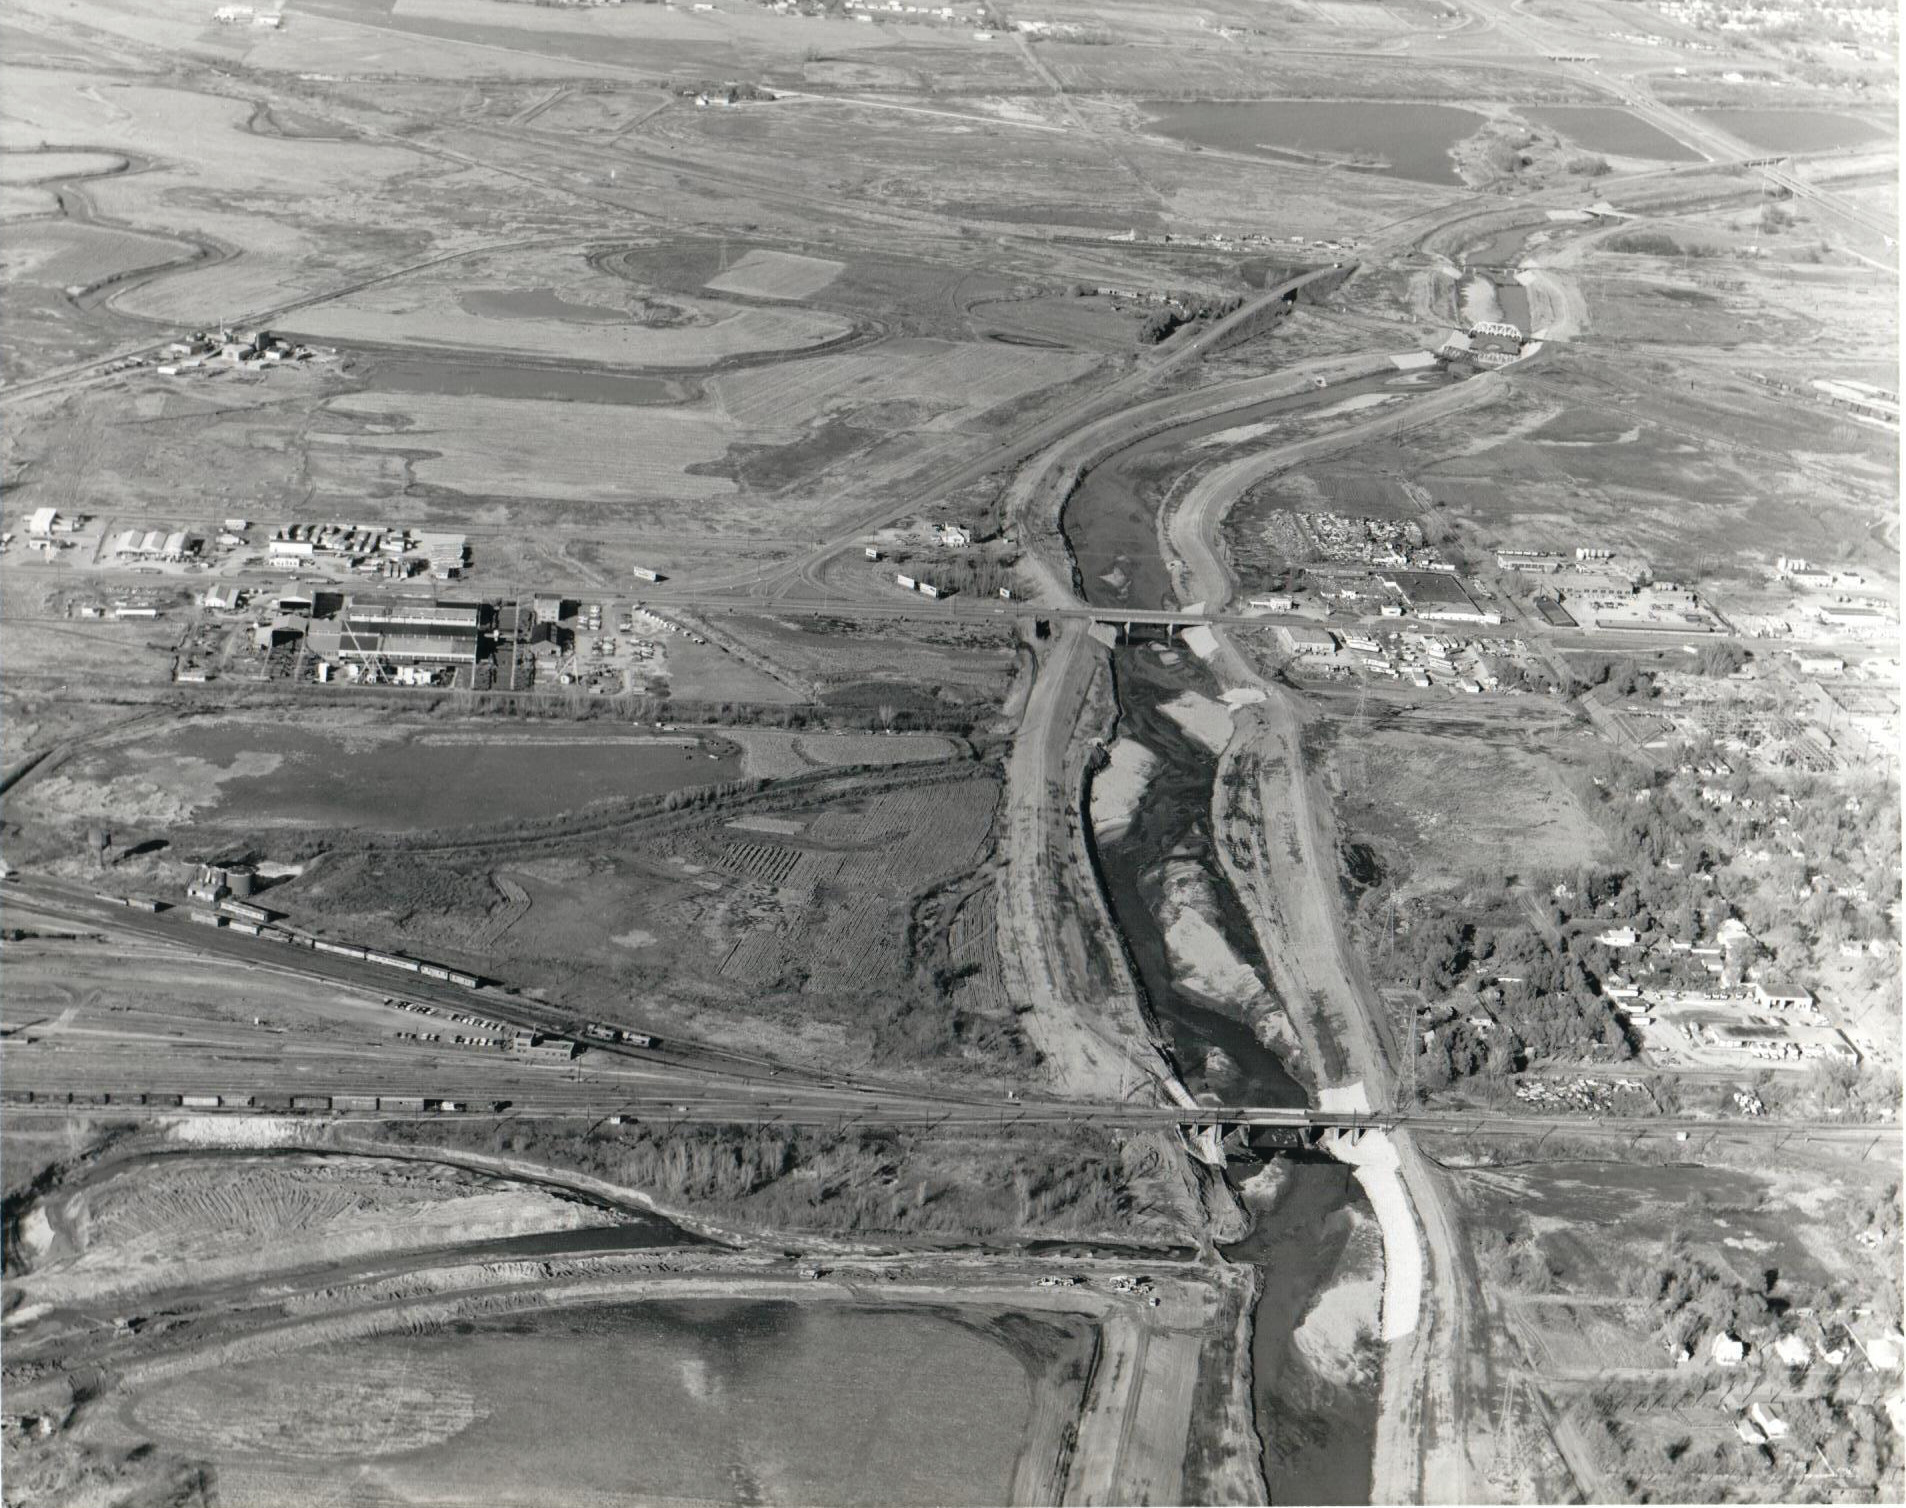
[0,1090,503,1113]
[283,933,481,988]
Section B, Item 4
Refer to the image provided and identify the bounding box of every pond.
[459,286,635,323]
[74,719,744,832]
[371,356,687,405]
[1524,106,1701,161]
[128,1299,1077,1507]
[1142,100,1485,185]
[1692,108,1892,153]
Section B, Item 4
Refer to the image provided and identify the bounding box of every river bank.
[1087,640,1384,1500]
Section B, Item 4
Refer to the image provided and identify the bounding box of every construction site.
[1,0,1898,1502]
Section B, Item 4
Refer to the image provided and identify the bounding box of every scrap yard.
[1,0,1898,1502]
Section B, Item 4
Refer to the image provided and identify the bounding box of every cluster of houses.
[1275,623,1519,693]
[1596,917,1864,1068]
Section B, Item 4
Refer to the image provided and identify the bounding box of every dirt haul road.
[990,351,1404,1107]
[995,619,1176,1103]
[1166,374,1523,1503]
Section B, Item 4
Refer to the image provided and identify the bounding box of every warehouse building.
[301,595,491,680]
[1278,624,1337,655]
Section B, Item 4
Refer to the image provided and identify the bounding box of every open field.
[0,149,126,184]
[325,389,747,503]
[1406,368,1898,576]
[966,292,1142,353]
[708,340,1099,431]
[706,612,1019,710]
[281,243,858,367]
[1312,717,1610,896]
[120,1298,1052,1507]
[4,221,195,293]
[12,712,746,837]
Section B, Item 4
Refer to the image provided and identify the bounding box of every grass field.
[713,613,1017,706]
[325,390,749,502]
[722,728,965,779]
[0,67,437,326]
[5,220,196,292]
[1319,720,1607,895]
[967,293,1140,353]
[0,183,58,220]
[287,261,856,366]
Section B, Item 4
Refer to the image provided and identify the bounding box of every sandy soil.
[1318,1084,1424,1344]
[1458,274,1506,328]
[994,623,1166,1102]
[1294,1206,1385,1387]
[12,1152,621,1308]
[1518,267,1589,340]
[1159,860,1265,1010]
[1089,735,1157,841]
[1158,689,1234,753]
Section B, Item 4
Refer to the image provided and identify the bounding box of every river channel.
[1066,399,1382,1498]
[1060,371,1405,614]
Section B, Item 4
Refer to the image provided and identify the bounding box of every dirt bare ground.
[2,1115,1235,1508]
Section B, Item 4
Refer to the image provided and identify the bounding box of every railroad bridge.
[1180,1108,1394,1165]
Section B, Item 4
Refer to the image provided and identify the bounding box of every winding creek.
[1070,404,1382,1500]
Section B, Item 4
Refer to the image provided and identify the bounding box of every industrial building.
[308,596,488,672]
[1278,624,1337,655]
